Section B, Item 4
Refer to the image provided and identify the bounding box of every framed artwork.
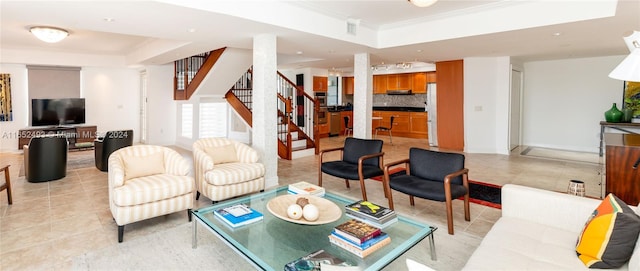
[623,81,640,117]
[0,73,12,122]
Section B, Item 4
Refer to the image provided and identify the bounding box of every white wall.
[145,65,177,146]
[0,64,28,152]
[82,67,140,141]
[464,57,511,154]
[522,55,625,153]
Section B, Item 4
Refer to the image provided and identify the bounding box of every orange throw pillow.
[576,194,640,268]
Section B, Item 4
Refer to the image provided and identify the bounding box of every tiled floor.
[0,136,602,270]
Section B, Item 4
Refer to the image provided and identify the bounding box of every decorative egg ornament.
[302,203,319,221]
[287,204,303,220]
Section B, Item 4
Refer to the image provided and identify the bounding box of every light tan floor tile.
[0,137,604,271]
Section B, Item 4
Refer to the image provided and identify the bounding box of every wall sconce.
[609,31,640,82]
[29,26,69,43]
[408,0,438,8]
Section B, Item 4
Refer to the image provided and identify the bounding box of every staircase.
[174,49,319,160]
[226,69,319,160]
[173,48,226,100]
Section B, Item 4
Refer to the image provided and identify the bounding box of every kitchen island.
[320,106,428,139]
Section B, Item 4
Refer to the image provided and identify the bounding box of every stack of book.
[287,181,325,197]
[345,200,398,228]
[328,219,391,258]
[213,204,263,228]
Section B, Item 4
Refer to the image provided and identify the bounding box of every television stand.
[18,125,97,150]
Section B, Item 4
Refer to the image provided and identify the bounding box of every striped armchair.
[108,145,194,243]
[193,138,265,202]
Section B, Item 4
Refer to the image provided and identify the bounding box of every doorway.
[139,71,148,143]
[509,67,523,151]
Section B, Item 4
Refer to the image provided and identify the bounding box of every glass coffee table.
[192,186,437,271]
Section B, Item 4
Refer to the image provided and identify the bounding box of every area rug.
[371,168,502,209]
[71,223,255,270]
[18,149,95,176]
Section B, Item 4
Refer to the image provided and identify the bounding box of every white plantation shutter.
[199,102,227,138]
[181,104,193,138]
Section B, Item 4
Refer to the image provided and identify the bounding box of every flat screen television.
[31,98,86,126]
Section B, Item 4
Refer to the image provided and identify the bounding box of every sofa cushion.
[576,194,640,268]
[205,144,238,164]
[463,217,589,270]
[205,162,266,186]
[122,152,165,180]
[112,174,194,206]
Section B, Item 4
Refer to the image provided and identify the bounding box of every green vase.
[623,107,634,122]
[604,103,623,123]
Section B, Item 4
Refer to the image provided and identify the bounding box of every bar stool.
[0,165,12,205]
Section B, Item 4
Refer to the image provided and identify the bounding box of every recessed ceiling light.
[188,28,196,33]
[416,49,423,53]
[103,18,115,22]
[553,32,562,36]
[296,51,303,55]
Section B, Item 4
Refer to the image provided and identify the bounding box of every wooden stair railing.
[226,68,319,160]
[173,47,226,100]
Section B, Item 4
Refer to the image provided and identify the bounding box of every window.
[181,104,193,138]
[199,102,227,138]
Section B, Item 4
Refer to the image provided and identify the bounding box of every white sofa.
[463,184,640,270]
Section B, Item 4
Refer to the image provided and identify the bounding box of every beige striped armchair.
[193,138,265,203]
[108,145,194,243]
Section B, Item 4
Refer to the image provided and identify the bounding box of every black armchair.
[318,137,384,201]
[383,148,470,235]
[24,135,68,183]
[94,130,133,171]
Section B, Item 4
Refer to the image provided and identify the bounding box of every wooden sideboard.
[604,133,640,205]
[18,125,97,150]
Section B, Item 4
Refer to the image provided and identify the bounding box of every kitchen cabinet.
[374,111,410,134]
[343,77,354,95]
[410,112,428,137]
[412,72,427,94]
[386,73,412,91]
[318,122,329,137]
[313,76,328,92]
[426,71,437,83]
[371,110,427,139]
[373,75,387,94]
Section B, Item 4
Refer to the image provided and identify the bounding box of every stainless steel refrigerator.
[426,83,438,147]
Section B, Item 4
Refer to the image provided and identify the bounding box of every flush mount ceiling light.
[408,0,438,8]
[29,26,68,43]
[609,31,640,82]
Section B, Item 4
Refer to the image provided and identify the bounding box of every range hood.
[386,89,413,95]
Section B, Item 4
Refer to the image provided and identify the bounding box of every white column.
[252,34,279,188]
[353,53,373,139]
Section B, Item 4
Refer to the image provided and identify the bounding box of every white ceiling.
[1,0,639,71]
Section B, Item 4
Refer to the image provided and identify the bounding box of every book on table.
[213,204,263,228]
[345,200,396,224]
[333,219,381,245]
[345,212,398,229]
[287,181,325,197]
[284,249,356,271]
[328,232,391,258]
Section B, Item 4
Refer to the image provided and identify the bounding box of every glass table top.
[192,186,436,271]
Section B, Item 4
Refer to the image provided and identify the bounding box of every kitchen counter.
[373,106,425,112]
[325,106,425,112]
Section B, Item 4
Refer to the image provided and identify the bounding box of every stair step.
[292,139,307,148]
[291,147,315,159]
